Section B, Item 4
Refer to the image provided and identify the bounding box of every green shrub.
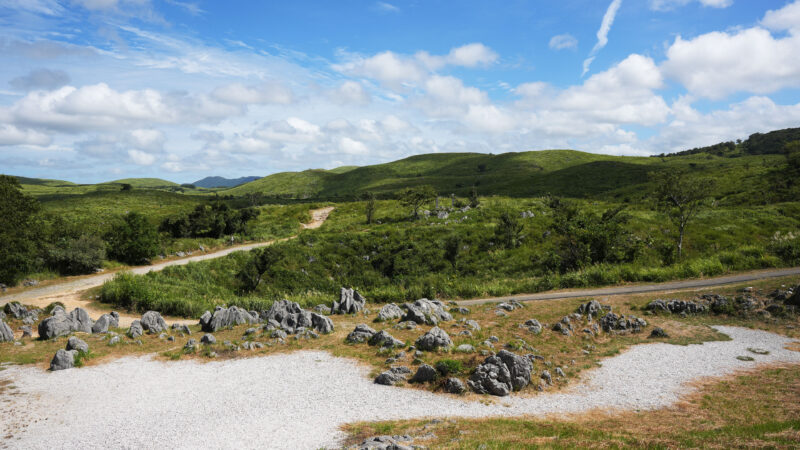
[46,234,106,275]
[435,359,464,376]
[105,212,159,265]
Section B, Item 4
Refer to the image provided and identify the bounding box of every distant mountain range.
[191,176,261,188]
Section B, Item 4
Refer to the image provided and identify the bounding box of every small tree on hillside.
[651,171,714,261]
[469,186,480,208]
[495,211,525,249]
[105,212,159,265]
[0,175,43,285]
[236,246,283,293]
[363,191,376,224]
[399,185,436,220]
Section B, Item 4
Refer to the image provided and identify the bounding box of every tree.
[399,185,436,220]
[651,171,714,261]
[786,141,800,171]
[363,191,376,224]
[120,183,132,191]
[495,211,525,249]
[469,186,480,208]
[236,246,283,292]
[0,175,42,285]
[105,212,160,265]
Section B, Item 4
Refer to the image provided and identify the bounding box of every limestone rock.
[200,306,257,332]
[376,303,404,322]
[401,299,453,325]
[346,324,376,343]
[468,350,532,396]
[409,364,438,383]
[331,287,366,314]
[66,336,89,353]
[368,330,404,348]
[128,320,144,338]
[140,311,167,334]
[50,349,77,371]
[0,320,14,342]
[415,326,452,351]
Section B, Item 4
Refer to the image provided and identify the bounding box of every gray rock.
[445,377,466,394]
[140,311,167,334]
[184,339,197,351]
[3,302,27,319]
[555,367,566,378]
[599,312,647,333]
[415,326,453,351]
[576,300,607,318]
[552,316,573,335]
[353,434,414,450]
[468,350,533,396]
[50,349,77,371]
[91,313,120,333]
[128,320,143,338]
[261,299,334,335]
[369,330,404,348]
[393,321,417,330]
[200,306,257,332]
[374,366,411,386]
[346,324,377,343]
[465,319,481,331]
[786,286,800,306]
[244,327,257,336]
[331,287,367,314]
[313,304,330,314]
[108,336,121,345]
[541,370,552,384]
[455,344,475,353]
[200,334,216,345]
[401,298,453,325]
[648,327,669,338]
[66,336,89,353]
[376,303,404,322]
[0,320,14,342]
[22,279,39,287]
[270,329,288,339]
[410,364,438,383]
[450,306,470,315]
[38,307,78,340]
[171,323,191,335]
[523,318,543,334]
[20,325,32,339]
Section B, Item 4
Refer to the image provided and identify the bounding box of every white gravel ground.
[1,325,798,450]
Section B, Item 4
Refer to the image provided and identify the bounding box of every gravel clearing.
[1,326,798,449]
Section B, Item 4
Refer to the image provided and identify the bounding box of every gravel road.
[1,326,797,449]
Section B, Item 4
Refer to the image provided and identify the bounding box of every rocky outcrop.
[445,377,466,394]
[261,299,334,335]
[368,330,404,348]
[522,318,543,334]
[50,349,77,371]
[409,364,438,383]
[375,303,403,322]
[649,327,669,338]
[468,350,533,396]
[66,336,89,353]
[575,300,608,318]
[599,312,647,333]
[0,320,14,342]
[140,311,167,334]
[38,306,94,340]
[331,287,366,314]
[374,366,411,386]
[200,334,216,345]
[401,299,453,325]
[91,312,120,333]
[345,324,376,343]
[350,435,414,450]
[415,326,452,351]
[200,306,258,332]
[646,299,707,315]
[128,320,144,338]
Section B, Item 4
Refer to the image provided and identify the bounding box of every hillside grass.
[98,196,800,318]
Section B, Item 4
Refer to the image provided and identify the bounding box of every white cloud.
[338,137,369,155]
[762,1,800,33]
[334,43,498,89]
[661,27,800,99]
[0,124,52,146]
[211,82,294,105]
[375,2,399,13]
[9,83,242,132]
[328,81,371,105]
[127,149,156,165]
[583,0,623,75]
[549,34,578,50]
[650,0,733,12]
[129,128,165,152]
[413,75,489,118]
[464,105,516,133]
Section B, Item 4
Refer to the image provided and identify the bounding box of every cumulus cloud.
[549,34,578,50]
[211,81,294,105]
[127,149,156,165]
[583,0,623,75]
[328,81,371,105]
[0,124,52,146]
[9,68,70,91]
[661,26,800,99]
[375,2,399,13]
[9,83,242,132]
[762,1,800,33]
[650,0,733,12]
[334,43,498,89]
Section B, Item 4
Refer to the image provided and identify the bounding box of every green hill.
[108,178,178,188]
[223,149,789,204]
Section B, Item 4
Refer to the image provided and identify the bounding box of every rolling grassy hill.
[223,149,790,205]
[192,176,261,188]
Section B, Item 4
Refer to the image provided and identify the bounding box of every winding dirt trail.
[0,207,335,328]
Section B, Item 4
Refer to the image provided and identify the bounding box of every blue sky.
[1,0,799,183]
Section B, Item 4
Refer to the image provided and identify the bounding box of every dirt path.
[0,207,335,327]
[457,266,800,307]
